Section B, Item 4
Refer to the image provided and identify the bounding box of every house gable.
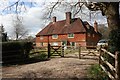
[36,18,87,36]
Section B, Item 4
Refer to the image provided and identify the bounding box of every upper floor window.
[40,36,43,40]
[68,33,74,38]
[88,33,91,37]
[52,34,58,39]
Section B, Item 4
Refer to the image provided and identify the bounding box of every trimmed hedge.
[2,41,33,64]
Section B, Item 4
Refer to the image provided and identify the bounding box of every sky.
[0,0,109,39]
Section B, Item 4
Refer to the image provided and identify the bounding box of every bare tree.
[41,1,89,19]
[12,15,28,40]
[39,1,119,31]
[2,0,35,14]
[86,2,119,31]
[2,1,120,51]
[98,24,109,39]
[2,1,119,29]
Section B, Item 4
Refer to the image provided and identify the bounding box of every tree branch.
[48,1,60,18]
[73,2,85,17]
[2,0,21,13]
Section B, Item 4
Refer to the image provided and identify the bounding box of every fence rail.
[99,48,120,80]
[48,45,64,58]
[78,45,98,59]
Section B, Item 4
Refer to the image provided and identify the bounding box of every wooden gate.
[48,44,64,58]
[78,45,99,59]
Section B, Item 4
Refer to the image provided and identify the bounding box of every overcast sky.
[0,0,108,39]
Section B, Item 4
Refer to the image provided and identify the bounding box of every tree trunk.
[103,2,120,32]
[103,2,120,52]
[16,32,19,40]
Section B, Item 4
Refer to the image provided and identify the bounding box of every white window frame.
[52,42,58,46]
[52,34,58,39]
[40,36,43,40]
[68,33,74,38]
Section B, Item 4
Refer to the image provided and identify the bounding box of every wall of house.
[35,33,87,47]
[86,33,101,46]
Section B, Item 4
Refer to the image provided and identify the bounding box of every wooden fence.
[99,47,120,80]
[34,45,98,59]
[78,45,98,59]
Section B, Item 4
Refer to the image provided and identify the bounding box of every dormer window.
[52,34,58,39]
[68,33,74,38]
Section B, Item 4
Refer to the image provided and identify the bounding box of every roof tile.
[36,18,93,36]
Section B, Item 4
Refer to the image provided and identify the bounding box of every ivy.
[109,29,120,53]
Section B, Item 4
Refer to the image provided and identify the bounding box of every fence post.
[99,45,102,65]
[115,51,120,80]
[61,45,64,57]
[79,44,81,59]
[48,44,50,58]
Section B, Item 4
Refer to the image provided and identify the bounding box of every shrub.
[2,41,33,64]
[39,53,48,60]
[31,53,48,61]
[88,64,108,80]
[107,29,120,69]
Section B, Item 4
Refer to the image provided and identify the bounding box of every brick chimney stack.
[65,12,71,25]
[52,16,56,23]
[94,21,98,32]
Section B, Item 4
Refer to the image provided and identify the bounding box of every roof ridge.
[36,18,87,36]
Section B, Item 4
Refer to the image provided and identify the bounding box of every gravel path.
[1,52,99,79]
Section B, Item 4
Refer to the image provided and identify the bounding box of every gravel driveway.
[1,52,99,79]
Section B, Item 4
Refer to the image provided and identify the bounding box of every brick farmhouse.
[36,12,101,47]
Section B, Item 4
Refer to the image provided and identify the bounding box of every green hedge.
[2,41,33,64]
[109,29,120,53]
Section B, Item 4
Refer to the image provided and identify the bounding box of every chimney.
[65,12,71,25]
[94,21,98,32]
[52,16,56,23]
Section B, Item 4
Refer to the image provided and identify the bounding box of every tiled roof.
[36,18,94,36]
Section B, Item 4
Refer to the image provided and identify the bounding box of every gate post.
[61,45,64,57]
[115,51,120,80]
[48,44,51,58]
[79,44,81,59]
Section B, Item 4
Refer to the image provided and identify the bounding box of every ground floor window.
[62,41,67,46]
[70,42,75,46]
[52,42,58,46]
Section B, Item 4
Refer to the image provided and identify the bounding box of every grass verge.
[87,64,109,80]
